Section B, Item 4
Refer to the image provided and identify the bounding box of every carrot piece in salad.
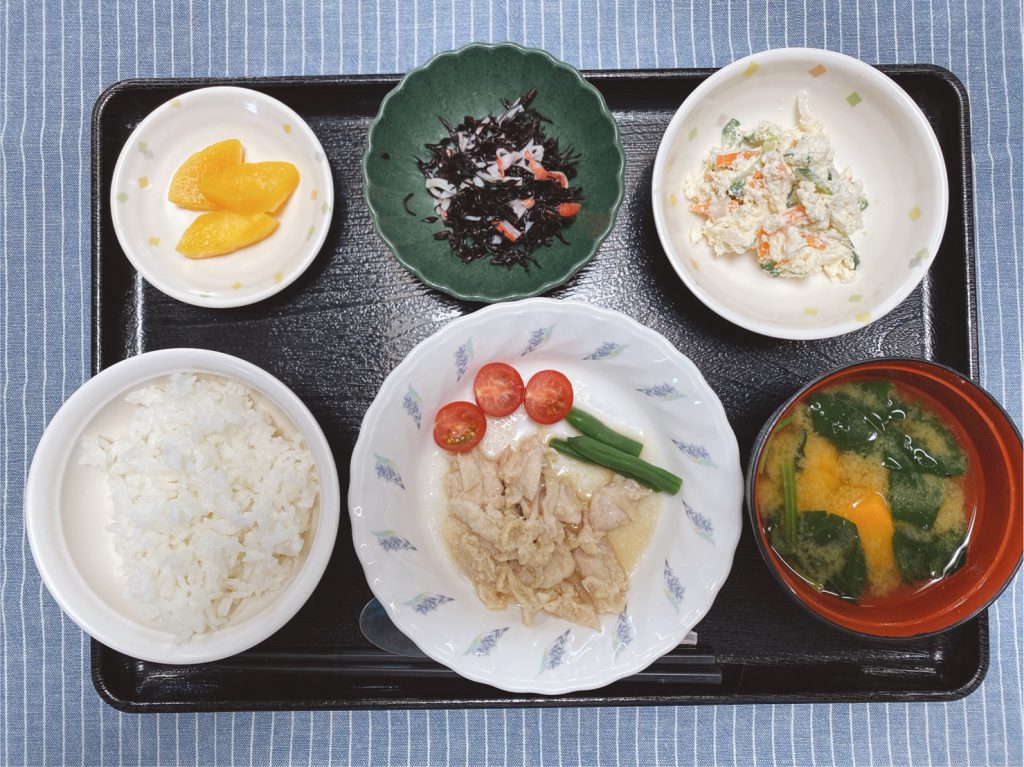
[756,228,770,259]
[802,233,827,250]
[783,205,807,224]
[715,150,759,169]
[558,202,582,217]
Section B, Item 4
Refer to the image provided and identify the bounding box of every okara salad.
[433,363,681,629]
[417,90,584,270]
[684,93,867,282]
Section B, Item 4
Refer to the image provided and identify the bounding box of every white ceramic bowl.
[110,86,334,308]
[652,48,948,339]
[348,299,743,694]
[26,349,340,664]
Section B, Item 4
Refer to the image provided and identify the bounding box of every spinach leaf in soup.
[888,469,946,529]
[892,523,969,582]
[895,414,968,477]
[769,510,868,601]
[807,393,882,455]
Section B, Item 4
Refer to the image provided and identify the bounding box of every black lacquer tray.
[90,66,984,712]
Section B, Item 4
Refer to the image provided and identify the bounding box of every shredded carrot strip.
[493,219,520,241]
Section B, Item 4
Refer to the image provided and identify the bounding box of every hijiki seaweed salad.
[415,90,584,270]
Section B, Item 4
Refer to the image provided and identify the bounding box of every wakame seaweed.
[417,90,584,270]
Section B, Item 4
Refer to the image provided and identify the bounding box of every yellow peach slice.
[175,211,278,259]
[167,139,244,210]
[199,161,300,215]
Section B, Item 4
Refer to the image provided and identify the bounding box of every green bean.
[566,436,683,495]
[565,407,643,457]
[549,438,660,491]
[548,438,599,466]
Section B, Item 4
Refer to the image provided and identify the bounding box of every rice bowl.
[26,349,340,664]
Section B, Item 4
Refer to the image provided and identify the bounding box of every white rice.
[80,372,318,640]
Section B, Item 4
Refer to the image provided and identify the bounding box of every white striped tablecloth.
[0,1,1020,765]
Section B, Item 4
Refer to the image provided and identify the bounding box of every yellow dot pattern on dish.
[804,307,818,316]
[147,236,160,246]
[138,176,150,189]
[274,272,284,284]
[687,127,698,141]
[231,281,243,290]
[908,206,922,221]
[808,64,827,77]
[116,192,128,202]
[848,294,862,303]
[846,92,863,107]
[690,258,699,271]
[916,247,928,258]
[282,123,292,134]
[669,192,678,207]
[321,202,331,215]
[138,142,148,153]
[307,226,315,240]
[855,312,870,323]
[311,189,318,200]
[742,62,759,78]
[170,99,182,108]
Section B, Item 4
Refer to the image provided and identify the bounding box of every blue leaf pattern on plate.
[664,560,685,612]
[454,338,473,381]
[636,383,686,401]
[401,385,422,429]
[612,608,634,658]
[464,627,509,656]
[373,453,405,489]
[521,324,555,356]
[582,341,627,360]
[683,499,715,544]
[404,593,454,615]
[672,438,716,467]
[373,530,417,552]
[540,629,571,673]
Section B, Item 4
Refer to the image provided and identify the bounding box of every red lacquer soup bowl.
[746,358,1022,639]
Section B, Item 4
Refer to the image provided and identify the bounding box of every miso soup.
[758,378,975,603]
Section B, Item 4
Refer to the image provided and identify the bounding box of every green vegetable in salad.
[565,407,643,457]
[566,436,683,495]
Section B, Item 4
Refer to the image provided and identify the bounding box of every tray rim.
[89,64,985,712]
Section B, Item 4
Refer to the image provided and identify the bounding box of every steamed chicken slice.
[588,478,652,531]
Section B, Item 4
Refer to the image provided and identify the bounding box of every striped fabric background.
[1,1,1020,764]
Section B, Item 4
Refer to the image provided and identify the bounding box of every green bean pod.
[565,407,644,457]
[566,436,683,495]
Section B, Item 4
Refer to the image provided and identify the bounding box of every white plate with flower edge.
[347,299,742,694]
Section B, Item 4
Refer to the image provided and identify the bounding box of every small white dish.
[110,86,334,308]
[26,349,340,664]
[348,298,743,694]
[652,48,948,340]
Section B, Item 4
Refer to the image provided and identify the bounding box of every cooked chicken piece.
[513,545,575,590]
[573,539,628,614]
[444,438,654,630]
[449,497,502,545]
[537,581,600,629]
[540,470,584,526]
[498,435,544,505]
[588,478,651,531]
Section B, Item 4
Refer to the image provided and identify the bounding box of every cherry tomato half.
[433,401,487,453]
[524,370,574,425]
[473,362,525,417]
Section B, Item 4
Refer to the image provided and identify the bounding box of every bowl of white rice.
[26,349,339,664]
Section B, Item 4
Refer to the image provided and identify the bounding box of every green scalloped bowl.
[363,43,625,303]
